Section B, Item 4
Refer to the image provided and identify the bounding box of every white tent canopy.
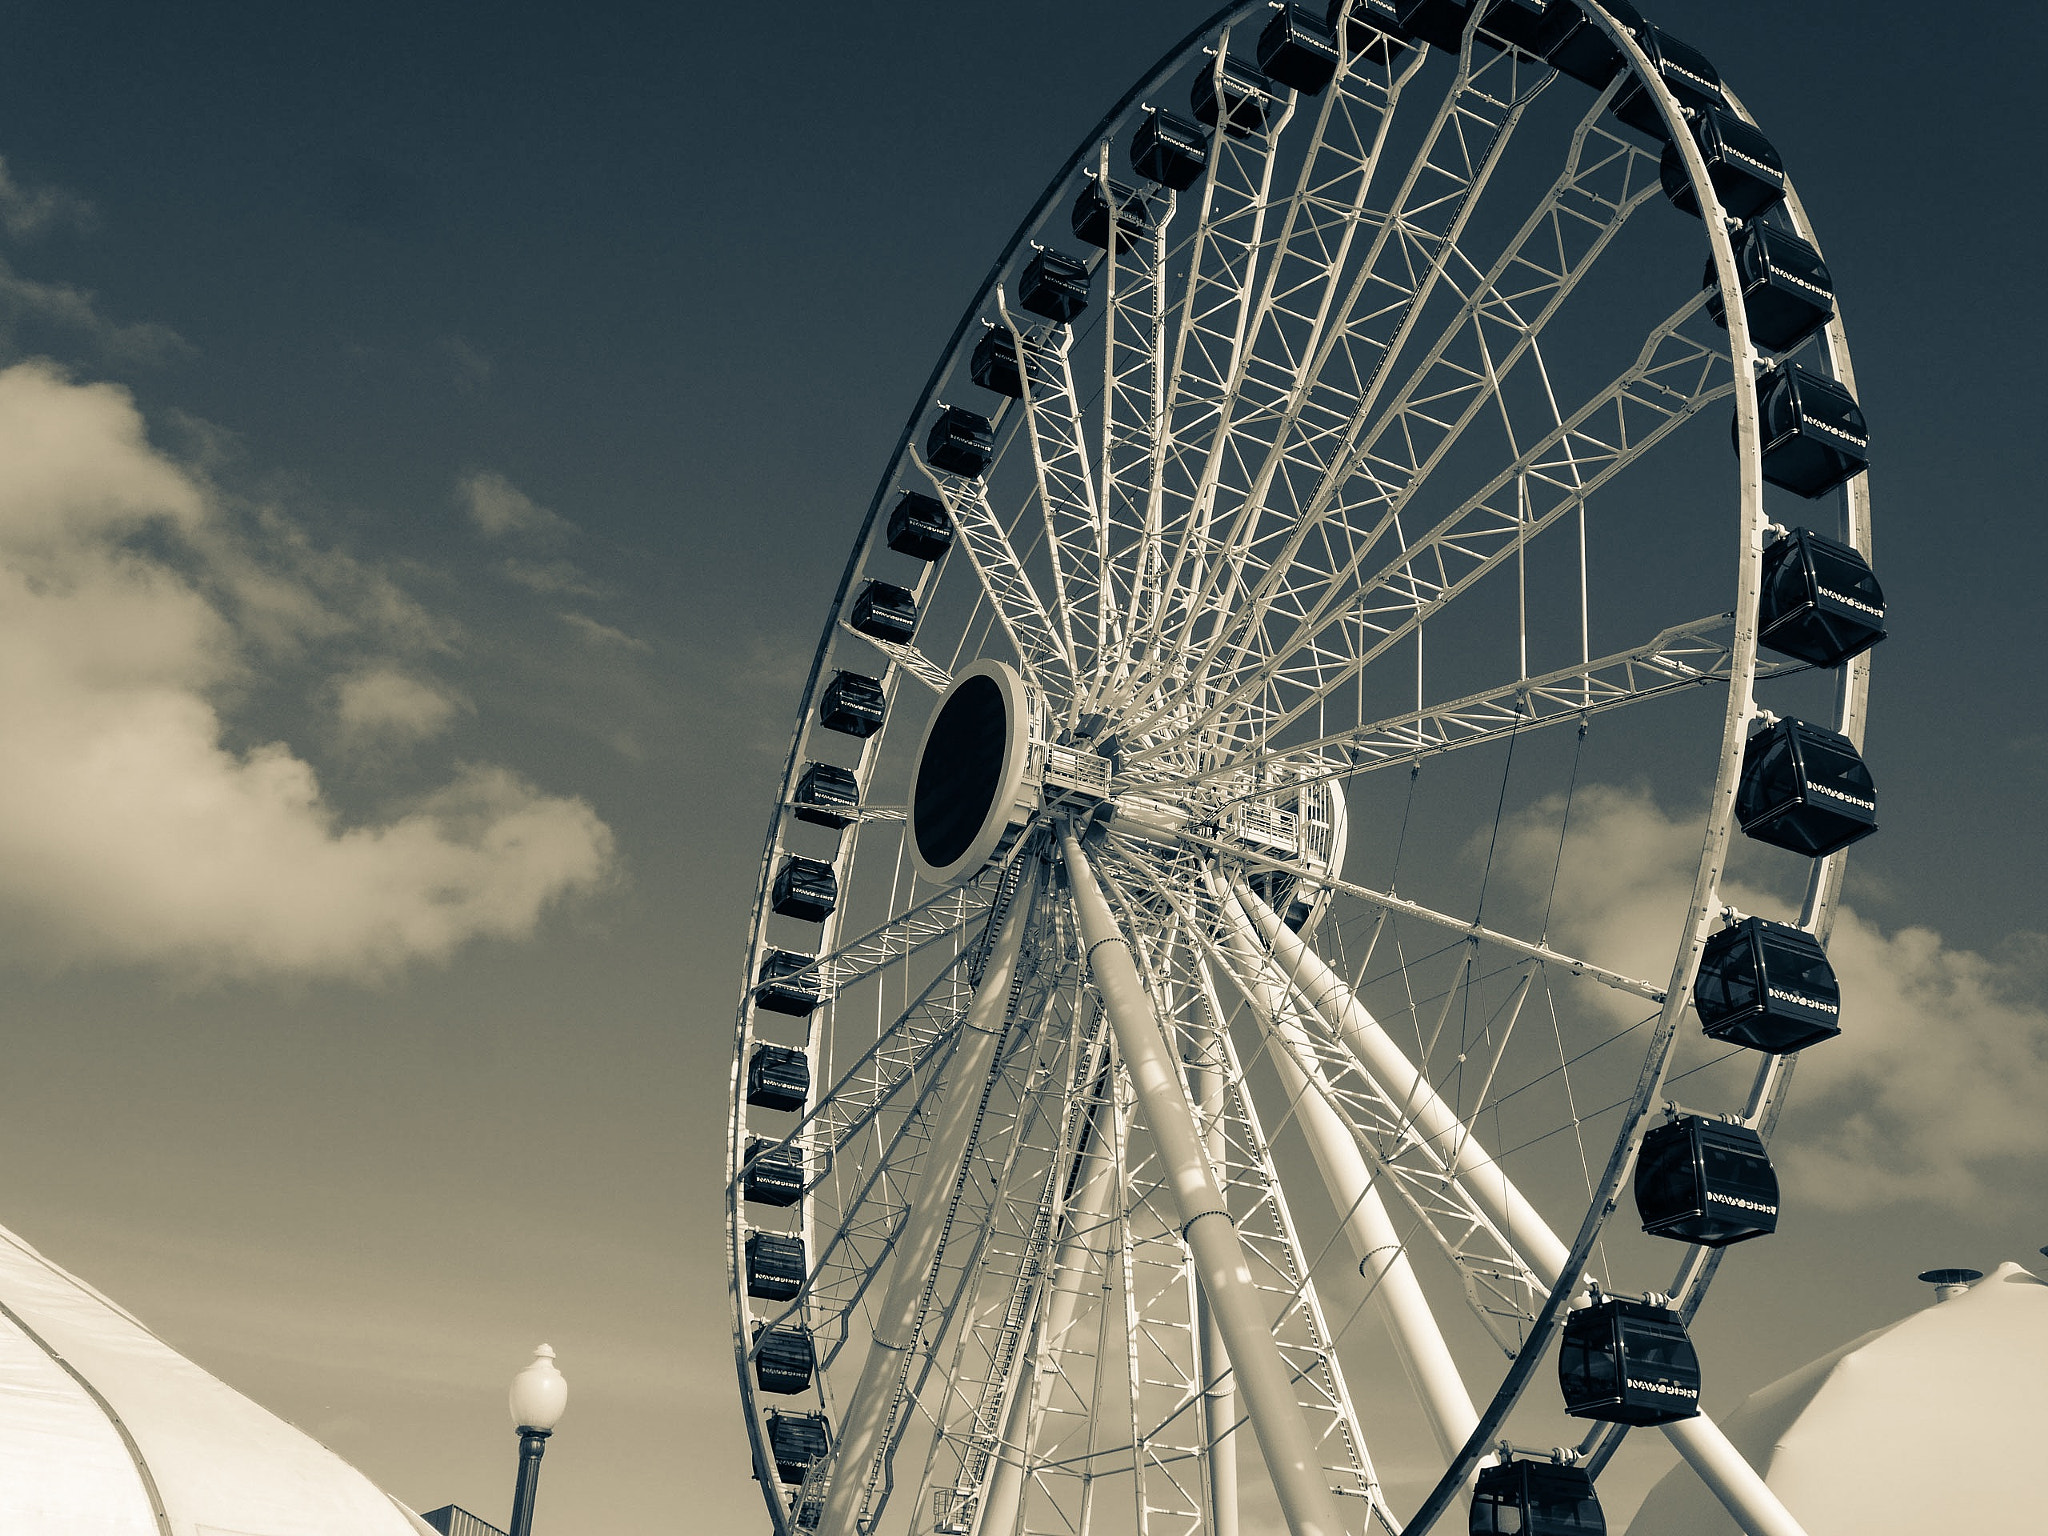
[1628,1259,2048,1534]
[0,1222,432,1536]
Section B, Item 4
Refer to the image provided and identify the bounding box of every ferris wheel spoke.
[995,289,1091,694]
[1220,105,1660,687]
[811,867,1043,1536]
[1130,43,1547,729]
[1163,611,1803,799]
[1152,46,1422,683]
[916,458,1073,697]
[763,867,997,1003]
[1130,292,1736,760]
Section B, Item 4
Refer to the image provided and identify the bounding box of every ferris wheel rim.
[729,4,1875,1532]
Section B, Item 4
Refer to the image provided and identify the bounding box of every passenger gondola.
[1693,915,1842,1054]
[1704,223,1836,356]
[1258,4,1342,94]
[1532,0,1645,89]
[771,856,839,922]
[886,492,953,561]
[1758,527,1885,668]
[1735,717,1876,858]
[747,1041,813,1106]
[971,325,1025,399]
[850,580,917,644]
[1559,1295,1701,1425]
[1072,176,1153,252]
[743,1138,806,1207]
[1398,0,1548,58]
[753,1326,817,1395]
[819,670,886,737]
[753,955,822,1019]
[1192,56,1277,138]
[1608,27,1723,141]
[1471,1459,1607,1536]
[794,761,860,829]
[765,1410,831,1483]
[1753,363,1869,499]
[1660,107,1785,222]
[1636,1115,1780,1246]
[924,406,996,479]
[1018,246,1091,323]
[1131,108,1209,190]
[745,1231,807,1301]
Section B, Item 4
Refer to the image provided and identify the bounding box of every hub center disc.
[910,661,1037,884]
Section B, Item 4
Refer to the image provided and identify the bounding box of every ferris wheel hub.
[909,661,1043,884]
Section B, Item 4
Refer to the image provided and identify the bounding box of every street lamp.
[507,1344,568,1536]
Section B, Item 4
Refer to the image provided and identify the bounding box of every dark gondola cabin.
[766,1410,831,1484]
[1758,528,1885,668]
[887,493,953,562]
[743,1138,806,1207]
[925,407,996,478]
[1754,364,1869,499]
[1398,0,1549,58]
[1609,27,1724,141]
[1258,5,1341,94]
[747,1042,813,1107]
[971,326,1025,399]
[1694,915,1842,1054]
[820,670,887,737]
[851,580,917,644]
[1471,1459,1606,1536]
[1072,177,1153,252]
[1636,1115,1780,1246]
[771,856,839,922]
[1326,0,1414,63]
[1735,717,1876,858]
[1019,247,1091,323]
[745,1231,807,1301]
[753,954,823,1019]
[1660,108,1785,222]
[794,760,860,829]
[1533,0,1645,89]
[1704,224,1836,355]
[753,1326,817,1395]
[1131,108,1209,191]
[1192,56,1275,138]
[1559,1296,1701,1425]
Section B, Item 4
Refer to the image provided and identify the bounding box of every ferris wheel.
[727,5,1882,1536]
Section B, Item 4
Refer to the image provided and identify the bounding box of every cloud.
[1494,784,2048,1211]
[501,556,603,598]
[0,256,188,365]
[559,612,648,652]
[0,359,615,980]
[457,469,574,541]
[0,156,96,239]
[334,666,464,746]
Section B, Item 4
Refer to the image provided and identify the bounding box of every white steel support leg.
[1233,887,1811,1536]
[816,869,1039,1536]
[977,1092,1122,1536]
[1060,829,1351,1536]
[1234,887,1572,1280]
[1663,1417,1808,1536]
[1217,916,1479,1463]
[1187,1002,1240,1536]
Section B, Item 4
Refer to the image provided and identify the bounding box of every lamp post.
[507,1344,567,1536]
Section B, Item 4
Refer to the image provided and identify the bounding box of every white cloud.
[0,256,187,365]
[0,360,615,980]
[0,156,96,240]
[1495,784,2048,1211]
[334,666,464,745]
[457,469,574,541]
[559,612,648,652]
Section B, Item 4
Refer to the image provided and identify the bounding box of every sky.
[0,1,2041,1533]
